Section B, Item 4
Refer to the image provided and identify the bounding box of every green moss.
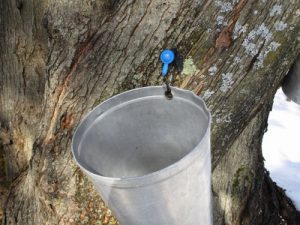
[273,32,285,43]
[232,166,246,191]
[182,58,199,76]
[263,51,278,66]
[232,166,254,197]
[262,32,285,67]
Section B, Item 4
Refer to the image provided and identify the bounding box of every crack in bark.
[43,31,97,144]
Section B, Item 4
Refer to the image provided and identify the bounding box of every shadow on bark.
[261,171,300,225]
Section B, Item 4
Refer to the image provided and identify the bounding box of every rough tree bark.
[0,0,299,224]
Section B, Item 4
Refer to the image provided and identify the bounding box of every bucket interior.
[76,96,209,178]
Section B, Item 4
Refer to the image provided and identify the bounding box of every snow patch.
[263,88,300,210]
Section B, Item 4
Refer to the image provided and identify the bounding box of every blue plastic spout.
[162,63,169,77]
[160,50,175,76]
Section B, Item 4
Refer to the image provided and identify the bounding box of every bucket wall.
[72,86,212,225]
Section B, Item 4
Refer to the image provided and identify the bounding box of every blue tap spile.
[160,49,175,77]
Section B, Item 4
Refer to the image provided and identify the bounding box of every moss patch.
[182,58,199,76]
[232,166,246,192]
[232,165,254,199]
[263,51,279,66]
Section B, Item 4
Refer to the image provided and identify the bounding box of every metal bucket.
[282,56,300,105]
[72,86,212,225]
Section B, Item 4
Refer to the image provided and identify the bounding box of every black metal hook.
[163,77,173,99]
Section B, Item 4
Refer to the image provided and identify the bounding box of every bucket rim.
[71,86,211,188]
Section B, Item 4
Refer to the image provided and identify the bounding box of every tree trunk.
[0,0,299,224]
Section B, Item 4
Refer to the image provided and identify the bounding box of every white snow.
[262,88,300,210]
